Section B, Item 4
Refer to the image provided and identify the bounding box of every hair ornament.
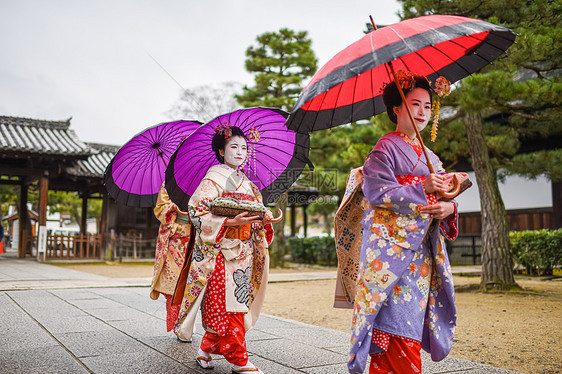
[429,76,451,142]
[247,127,261,143]
[240,127,261,172]
[379,70,426,94]
[215,123,232,139]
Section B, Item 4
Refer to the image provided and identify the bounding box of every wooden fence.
[107,232,157,261]
[46,233,103,259]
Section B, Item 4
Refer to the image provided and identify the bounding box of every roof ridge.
[0,115,71,130]
[85,142,121,152]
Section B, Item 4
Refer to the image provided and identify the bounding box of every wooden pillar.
[290,204,296,237]
[36,172,49,261]
[303,204,308,238]
[100,193,109,257]
[18,184,28,258]
[81,195,88,235]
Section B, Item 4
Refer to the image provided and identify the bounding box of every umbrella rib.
[139,147,160,196]
[350,73,360,123]
[425,45,472,77]
[328,79,345,129]
[465,30,515,50]
[113,149,147,191]
[443,37,495,65]
[118,148,153,199]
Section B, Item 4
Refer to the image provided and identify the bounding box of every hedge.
[287,236,337,266]
[510,229,562,276]
[287,229,562,275]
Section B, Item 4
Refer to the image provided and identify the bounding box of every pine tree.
[238,28,318,266]
[236,28,317,111]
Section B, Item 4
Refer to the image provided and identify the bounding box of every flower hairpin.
[429,76,451,142]
[379,70,420,94]
[215,123,232,139]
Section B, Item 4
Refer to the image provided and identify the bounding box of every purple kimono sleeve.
[362,144,429,216]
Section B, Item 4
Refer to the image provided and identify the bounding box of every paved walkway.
[0,254,516,374]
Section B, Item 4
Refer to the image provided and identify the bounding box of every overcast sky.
[0,0,402,145]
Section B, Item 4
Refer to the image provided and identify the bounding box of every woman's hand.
[262,210,274,226]
[418,201,455,220]
[224,211,262,227]
[423,174,447,194]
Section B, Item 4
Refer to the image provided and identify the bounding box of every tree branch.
[439,109,465,126]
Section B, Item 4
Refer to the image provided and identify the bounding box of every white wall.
[456,173,552,213]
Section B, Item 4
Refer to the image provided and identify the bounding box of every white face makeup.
[395,87,432,135]
[221,136,247,169]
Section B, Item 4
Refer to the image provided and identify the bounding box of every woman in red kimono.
[175,126,274,374]
[150,182,191,339]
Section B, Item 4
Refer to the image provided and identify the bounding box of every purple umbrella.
[104,120,202,207]
[165,107,311,210]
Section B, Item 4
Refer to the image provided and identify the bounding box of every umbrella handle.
[177,208,189,215]
[270,208,284,223]
[439,174,461,199]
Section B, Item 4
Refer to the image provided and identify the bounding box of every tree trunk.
[464,111,516,290]
[323,212,332,237]
[270,191,288,267]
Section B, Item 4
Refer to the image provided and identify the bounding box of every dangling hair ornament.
[241,127,261,172]
[430,76,451,142]
[215,123,232,139]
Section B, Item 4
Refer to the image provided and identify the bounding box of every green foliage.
[397,0,562,180]
[287,236,337,266]
[510,229,562,276]
[0,185,18,217]
[307,122,386,196]
[48,191,102,227]
[236,28,318,111]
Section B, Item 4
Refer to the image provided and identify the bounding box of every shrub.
[287,236,337,266]
[510,229,562,276]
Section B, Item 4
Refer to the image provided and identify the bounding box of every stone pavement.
[0,254,517,374]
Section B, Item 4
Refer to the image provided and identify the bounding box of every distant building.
[0,115,158,259]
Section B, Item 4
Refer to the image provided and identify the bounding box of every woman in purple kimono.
[348,73,459,373]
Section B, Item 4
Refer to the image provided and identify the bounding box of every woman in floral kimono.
[150,183,191,340]
[348,73,459,373]
[174,126,273,374]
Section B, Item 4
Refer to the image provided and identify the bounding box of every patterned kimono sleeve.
[251,188,274,251]
[154,183,179,226]
[188,178,228,246]
[440,201,459,241]
[362,143,429,216]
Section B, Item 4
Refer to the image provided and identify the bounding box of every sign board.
[37,225,47,254]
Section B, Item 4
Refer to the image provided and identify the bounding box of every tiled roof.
[70,143,119,178]
[0,115,91,157]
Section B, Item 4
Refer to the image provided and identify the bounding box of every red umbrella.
[286,14,515,197]
[286,15,516,133]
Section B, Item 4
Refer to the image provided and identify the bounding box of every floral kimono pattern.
[348,133,458,373]
[150,183,190,331]
[174,165,273,339]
